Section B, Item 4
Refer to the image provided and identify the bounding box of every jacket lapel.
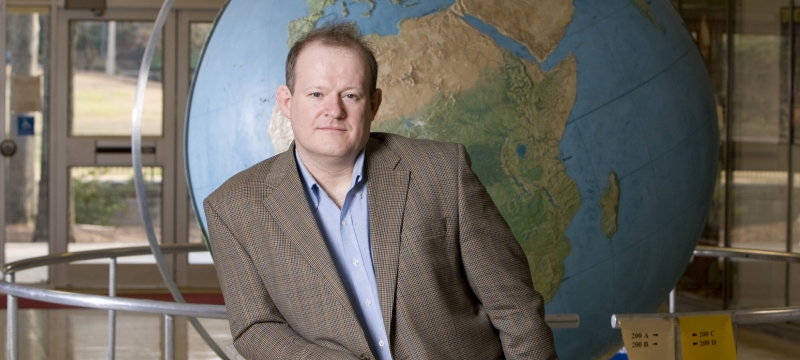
[365,138,410,341]
[261,148,360,329]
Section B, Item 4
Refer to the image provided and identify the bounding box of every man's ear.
[276,85,293,119]
[370,88,383,118]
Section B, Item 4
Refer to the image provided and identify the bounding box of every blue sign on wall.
[17,116,34,136]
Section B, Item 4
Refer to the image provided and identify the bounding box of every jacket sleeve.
[204,198,359,360]
[455,143,559,360]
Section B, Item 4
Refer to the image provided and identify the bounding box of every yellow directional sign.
[619,317,676,360]
[679,314,737,360]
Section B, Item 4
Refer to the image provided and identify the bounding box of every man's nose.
[325,96,346,119]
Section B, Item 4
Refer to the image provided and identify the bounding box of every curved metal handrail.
[1,243,208,274]
[0,276,578,327]
[545,313,580,329]
[0,280,227,319]
[5,243,797,357]
[0,243,581,360]
[612,306,800,329]
[2,243,220,360]
[0,243,581,328]
[4,246,796,326]
[694,245,800,263]
[612,246,800,335]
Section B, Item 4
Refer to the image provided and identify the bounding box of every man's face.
[276,43,381,164]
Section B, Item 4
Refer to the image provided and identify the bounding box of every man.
[204,22,558,360]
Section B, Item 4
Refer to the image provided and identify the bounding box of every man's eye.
[344,94,358,99]
[311,92,322,97]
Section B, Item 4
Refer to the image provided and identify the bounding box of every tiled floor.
[0,308,797,359]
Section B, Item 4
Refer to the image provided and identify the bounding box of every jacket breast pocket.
[400,217,449,258]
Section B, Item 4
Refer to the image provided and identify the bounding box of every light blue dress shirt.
[295,149,392,360]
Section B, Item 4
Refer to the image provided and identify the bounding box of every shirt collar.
[295,148,366,209]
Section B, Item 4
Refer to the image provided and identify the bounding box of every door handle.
[0,139,16,157]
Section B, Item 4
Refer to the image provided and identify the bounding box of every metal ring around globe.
[131,0,228,358]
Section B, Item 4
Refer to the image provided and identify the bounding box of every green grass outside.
[72,70,163,136]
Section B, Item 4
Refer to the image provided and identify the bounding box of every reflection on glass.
[732,34,781,141]
[190,22,213,83]
[676,1,800,332]
[5,10,51,284]
[726,171,790,251]
[731,262,787,309]
[70,21,163,136]
[725,1,792,312]
[69,167,162,263]
[726,2,789,253]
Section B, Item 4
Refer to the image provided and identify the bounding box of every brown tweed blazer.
[204,133,558,360]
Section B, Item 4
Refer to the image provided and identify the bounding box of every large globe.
[185,0,719,358]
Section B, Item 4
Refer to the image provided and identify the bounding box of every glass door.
[50,7,223,289]
[53,8,178,288]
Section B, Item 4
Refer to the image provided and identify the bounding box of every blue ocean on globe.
[185,0,719,358]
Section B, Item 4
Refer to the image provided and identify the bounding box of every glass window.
[69,166,161,264]
[676,0,800,311]
[187,21,214,265]
[70,21,163,136]
[724,0,790,309]
[189,22,213,83]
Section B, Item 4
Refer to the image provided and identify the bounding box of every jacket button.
[359,355,371,360]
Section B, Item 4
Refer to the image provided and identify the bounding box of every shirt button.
[342,220,348,226]
[379,340,385,347]
[352,259,360,266]
[365,299,372,306]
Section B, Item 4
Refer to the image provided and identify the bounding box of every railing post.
[108,257,117,360]
[164,314,174,360]
[670,287,676,313]
[6,273,17,360]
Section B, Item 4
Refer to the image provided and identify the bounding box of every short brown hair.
[285,21,379,95]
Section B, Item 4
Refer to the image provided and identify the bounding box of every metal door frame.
[174,9,220,288]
